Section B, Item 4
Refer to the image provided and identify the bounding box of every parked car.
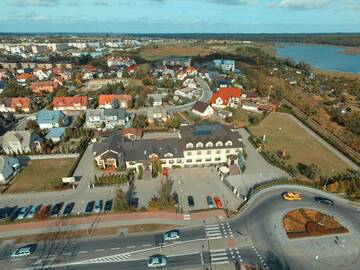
[63,202,75,217]
[85,201,95,213]
[8,207,22,221]
[187,196,195,207]
[282,192,302,201]
[17,206,32,220]
[35,204,51,219]
[26,205,42,219]
[206,196,214,208]
[50,202,64,217]
[213,197,223,208]
[148,254,167,268]
[163,229,180,241]
[4,206,17,219]
[104,200,113,212]
[11,244,37,258]
[314,197,334,206]
[94,200,103,213]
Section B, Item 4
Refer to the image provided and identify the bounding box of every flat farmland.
[249,112,350,176]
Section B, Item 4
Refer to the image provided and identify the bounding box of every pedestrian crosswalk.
[210,249,230,265]
[204,222,233,239]
[75,253,132,264]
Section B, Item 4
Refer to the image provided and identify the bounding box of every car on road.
[163,229,180,241]
[50,202,64,217]
[214,197,223,208]
[148,254,167,268]
[26,205,42,219]
[63,202,75,217]
[85,201,95,213]
[17,206,32,220]
[282,192,302,201]
[11,244,37,258]
[187,196,194,207]
[104,200,113,212]
[314,196,334,206]
[94,200,103,213]
[206,196,214,208]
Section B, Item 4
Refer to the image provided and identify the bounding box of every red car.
[213,197,223,208]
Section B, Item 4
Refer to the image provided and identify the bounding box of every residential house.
[147,94,162,107]
[242,102,259,112]
[45,127,66,143]
[210,87,241,108]
[241,92,260,102]
[192,101,214,118]
[212,79,231,91]
[86,108,129,129]
[183,78,197,89]
[31,81,60,94]
[0,156,21,183]
[106,56,136,68]
[53,96,88,111]
[217,110,233,119]
[33,68,51,81]
[0,97,32,113]
[177,71,187,81]
[2,130,42,154]
[98,95,132,109]
[185,66,197,76]
[213,59,235,72]
[93,124,244,170]
[16,73,33,86]
[174,87,195,99]
[121,128,142,140]
[127,64,141,74]
[36,110,69,129]
[147,107,170,123]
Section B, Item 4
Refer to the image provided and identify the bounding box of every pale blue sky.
[0,0,359,33]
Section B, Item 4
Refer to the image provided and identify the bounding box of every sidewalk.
[0,209,227,238]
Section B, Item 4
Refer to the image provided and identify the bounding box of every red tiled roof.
[30,81,59,92]
[98,95,132,106]
[53,96,88,108]
[16,73,33,80]
[210,87,241,105]
[10,97,31,110]
[121,128,142,137]
[127,64,141,72]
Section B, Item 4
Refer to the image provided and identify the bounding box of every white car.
[163,230,180,241]
[148,255,167,268]
[17,206,30,220]
[11,246,34,258]
[94,200,103,213]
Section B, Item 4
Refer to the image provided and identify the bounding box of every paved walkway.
[0,210,226,238]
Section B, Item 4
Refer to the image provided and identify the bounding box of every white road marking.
[95,249,104,252]
[142,244,151,247]
[79,251,88,254]
[126,245,136,249]
[110,247,121,251]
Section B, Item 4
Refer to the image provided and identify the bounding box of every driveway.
[225,128,290,196]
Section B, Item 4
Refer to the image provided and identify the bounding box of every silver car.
[148,255,167,268]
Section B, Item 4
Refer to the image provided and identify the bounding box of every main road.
[2,185,360,270]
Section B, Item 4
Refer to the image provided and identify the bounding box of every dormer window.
[196,142,203,148]
[164,153,174,158]
[225,141,233,147]
[215,141,223,147]
[186,143,194,149]
[206,142,213,148]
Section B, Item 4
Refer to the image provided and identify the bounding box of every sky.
[0,0,359,33]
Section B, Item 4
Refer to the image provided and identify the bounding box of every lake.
[276,43,360,74]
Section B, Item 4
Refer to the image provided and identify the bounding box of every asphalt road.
[2,185,360,270]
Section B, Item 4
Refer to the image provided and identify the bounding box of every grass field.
[249,112,350,176]
[139,44,214,60]
[6,158,77,193]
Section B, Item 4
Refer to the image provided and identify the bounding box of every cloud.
[6,0,60,6]
[275,0,330,10]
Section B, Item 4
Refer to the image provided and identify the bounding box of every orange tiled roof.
[210,87,241,105]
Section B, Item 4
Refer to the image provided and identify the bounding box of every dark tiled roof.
[192,101,209,113]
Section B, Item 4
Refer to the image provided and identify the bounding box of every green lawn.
[6,158,77,193]
[249,112,350,176]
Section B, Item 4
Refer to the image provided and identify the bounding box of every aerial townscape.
[0,1,359,270]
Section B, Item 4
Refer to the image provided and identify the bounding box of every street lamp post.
[203,220,212,270]
[313,255,319,269]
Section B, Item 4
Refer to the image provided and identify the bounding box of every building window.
[216,141,223,147]
[225,149,231,154]
[206,142,213,148]
[187,151,192,156]
[215,157,221,161]
[216,150,221,154]
[186,159,192,163]
[205,158,211,162]
[225,140,233,147]
[197,151,202,155]
[196,142,203,148]
[235,148,241,153]
[186,143,193,149]
[196,159,202,163]
[169,160,174,164]
[206,150,212,155]
[177,159,182,164]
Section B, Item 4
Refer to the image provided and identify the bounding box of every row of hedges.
[94,174,129,186]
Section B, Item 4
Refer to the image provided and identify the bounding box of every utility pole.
[203,220,212,270]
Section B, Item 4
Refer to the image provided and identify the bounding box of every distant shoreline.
[339,47,360,55]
